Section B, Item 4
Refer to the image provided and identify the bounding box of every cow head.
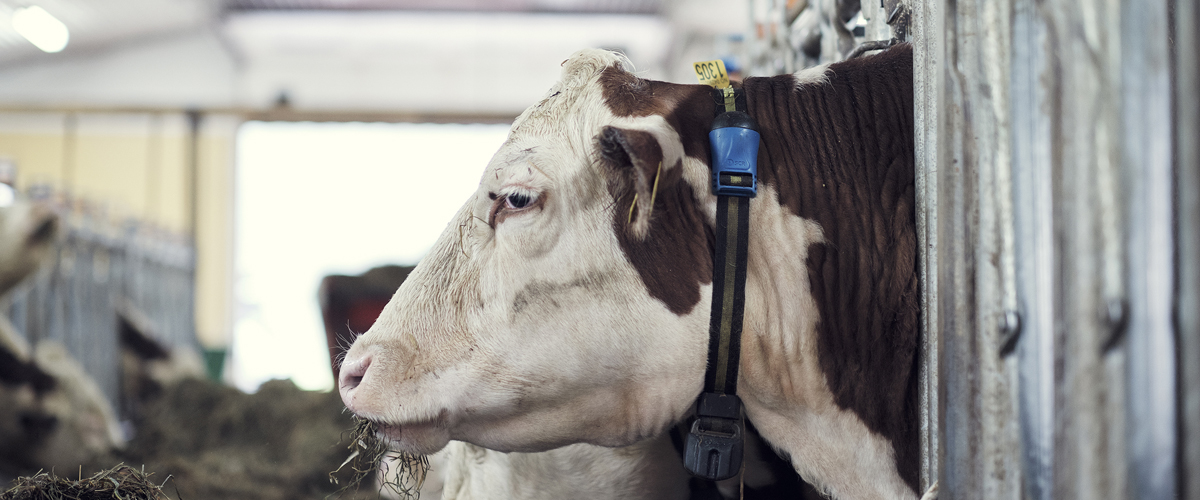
[0,197,58,297]
[340,49,721,455]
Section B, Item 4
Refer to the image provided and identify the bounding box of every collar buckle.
[683,393,745,480]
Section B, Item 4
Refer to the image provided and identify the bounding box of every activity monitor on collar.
[709,107,760,198]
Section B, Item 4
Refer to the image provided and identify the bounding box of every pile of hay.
[1,377,418,500]
[115,378,383,500]
[1,465,168,500]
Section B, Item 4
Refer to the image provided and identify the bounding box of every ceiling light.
[12,6,69,53]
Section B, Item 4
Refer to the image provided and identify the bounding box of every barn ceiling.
[0,0,743,115]
[0,0,219,66]
[223,0,662,14]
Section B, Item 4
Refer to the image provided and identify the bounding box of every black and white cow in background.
[342,44,920,499]
[0,198,125,477]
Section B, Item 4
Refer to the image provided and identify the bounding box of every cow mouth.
[363,413,450,454]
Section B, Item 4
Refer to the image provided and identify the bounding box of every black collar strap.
[683,86,760,481]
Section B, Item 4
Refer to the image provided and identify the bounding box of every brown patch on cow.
[597,67,719,316]
[743,44,919,492]
[597,126,713,315]
[599,65,716,162]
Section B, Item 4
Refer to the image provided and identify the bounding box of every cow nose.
[339,353,371,400]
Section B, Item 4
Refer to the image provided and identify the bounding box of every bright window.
[233,121,509,392]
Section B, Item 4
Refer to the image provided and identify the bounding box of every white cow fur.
[342,49,917,499]
[426,436,688,500]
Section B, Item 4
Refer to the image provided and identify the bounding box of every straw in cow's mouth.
[330,416,429,499]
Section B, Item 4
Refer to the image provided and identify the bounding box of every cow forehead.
[484,116,685,204]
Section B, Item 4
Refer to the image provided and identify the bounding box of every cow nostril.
[339,355,371,393]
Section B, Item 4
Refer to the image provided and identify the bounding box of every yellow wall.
[0,111,237,350]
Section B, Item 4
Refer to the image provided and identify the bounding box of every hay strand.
[330,417,429,499]
[2,464,171,500]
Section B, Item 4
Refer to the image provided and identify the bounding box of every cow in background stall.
[340,45,924,499]
[320,265,415,381]
[0,197,125,477]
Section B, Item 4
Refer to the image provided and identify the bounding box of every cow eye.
[505,193,534,210]
[489,190,542,227]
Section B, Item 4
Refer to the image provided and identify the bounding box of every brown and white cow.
[341,45,918,499]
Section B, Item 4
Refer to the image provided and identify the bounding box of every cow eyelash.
[505,192,535,210]
[489,189,541,227]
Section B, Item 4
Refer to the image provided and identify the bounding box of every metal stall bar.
[1010,1,1057,496]
[1176,0,1200,496]
[915,0,1026,495]
[1040,0,1131,496]
[911,0,943,491]
[1121,0,1178,497]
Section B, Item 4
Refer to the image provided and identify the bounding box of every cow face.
[340,49,719,455]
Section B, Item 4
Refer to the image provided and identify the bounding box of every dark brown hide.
[599,67,715,162]
[0,345,54,395]
[744,44,919,492]
[597,126,714,316]
[600,45,919,492]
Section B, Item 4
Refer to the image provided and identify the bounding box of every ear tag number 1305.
[693,59,730,89]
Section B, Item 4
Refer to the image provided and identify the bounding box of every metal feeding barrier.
[2,210,197,418]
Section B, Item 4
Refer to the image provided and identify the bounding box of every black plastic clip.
[683,392,744,480]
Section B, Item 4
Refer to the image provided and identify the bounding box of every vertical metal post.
[911,0,943,491]
[61,112,76,193]
[1121,0,1177,498]
[1010,0,1056,497]
[187,110,202,242]
[1175,0,1200,497]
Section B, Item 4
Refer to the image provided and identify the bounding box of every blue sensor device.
[709,111,760,197]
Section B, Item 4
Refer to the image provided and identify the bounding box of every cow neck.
[682,86,757,483]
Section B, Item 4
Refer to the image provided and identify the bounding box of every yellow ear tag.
[692,59,731,89]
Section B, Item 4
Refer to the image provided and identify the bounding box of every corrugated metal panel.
[911,0,1185,497]
[748,0,1195,496]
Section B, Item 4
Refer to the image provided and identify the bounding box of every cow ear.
[597,126,672,239]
